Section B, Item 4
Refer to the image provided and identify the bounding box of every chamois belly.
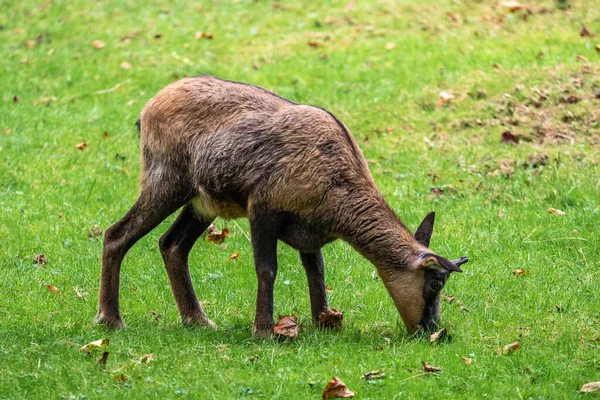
[191,187,247,220]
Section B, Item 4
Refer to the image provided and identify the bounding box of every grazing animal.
[96,75,468,336]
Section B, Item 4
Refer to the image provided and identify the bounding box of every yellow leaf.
[80,338,109,354]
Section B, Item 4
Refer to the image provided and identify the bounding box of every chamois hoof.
[182,314,217,330]
[95,312,124,330]
[252,326,274,339]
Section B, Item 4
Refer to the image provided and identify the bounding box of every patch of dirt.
[480,65,600,145]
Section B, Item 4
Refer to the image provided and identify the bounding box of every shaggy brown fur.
[96,75,466,336]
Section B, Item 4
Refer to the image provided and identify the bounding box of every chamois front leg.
[97,187,187,329]
[249,210,282,338]
[159,204,216,328]
[300,250,329,326]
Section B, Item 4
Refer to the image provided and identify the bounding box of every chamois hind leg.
[159,204,215,328]
[96,186,188,330]
[249,209,283,338]
[300,250,329,326]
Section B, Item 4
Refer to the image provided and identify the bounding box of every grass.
[1,0,599,398]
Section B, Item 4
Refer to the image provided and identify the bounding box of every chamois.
[96,75,468,337]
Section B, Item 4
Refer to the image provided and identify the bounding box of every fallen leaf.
[247,355,259,363]
[442,294,454,303]
[195,31,213,39]
[496,341,520,355]
[548,207,566,215]
[462,356,473,365]
[318,307,344,329]
[429,328,448,344]
[361,370,385,380]
[325,285,333,291]
[385,42,396,50]
[138,354,154,364]
[13,95,19,103]
[92,40,105,49]
[206,224,229,244]
[576,54,587,62]
[561,94,580,104]
[322,376,354,399]
[35,254,48,265]
[88,225,103,238]
[252,60,260,70]
[33,96,56,106]
[596,44,600,52]
[580,26,595,37]
[228,252,240,260]
[501,1,523,12]
[273,315,299,340]
[581,382,600,393]
[422,361,441,373]
[439,91,455,106]
[459,305,470,312]
[80,338,109,354]
[97,351,109,366]
[120,31,139,41]
[501,130,519,144]
[3,128,11,135]
[46,284,59,293]
[308,40,324,48]
[75,142,87,150]
[47,48,55,55]
[114,373,128,383]
[512,268,530,276]
[120,61,131,69]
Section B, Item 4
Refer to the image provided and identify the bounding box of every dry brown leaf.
[248,355,259,363]
[195,31,213,39]
[92,40,105,49]
[97,351,109,366]
[512,268,529,276]
[75,142,87,150]
[429,328,448,344]
[308,40,324,48]
[439,91,455,106]
[501,1,523,12]
[13,95,19,103]
[595,44,600,53]
[548,207,566,215]
[581,382,600,393]
[35,254,48,265]
[120,61,131,70]
[441,294,454,303]
[46,284,59,293]
[344,1,355,11]
[34,96,57,106]
[138,354,154,364]
[228,252,240,260]
[80,338,109,354]
[361,370,385,380]
[385,42,396,50]
[318,307,344,329]
[576,54,587,62]
[88,225,103,238]
[206,225,229,244]
[273,315,299,340]
[422,361,441,373]
[114,373,128,383]
[322,376,354,399]
[252,60,260,70]
[580,26,595,38]
[501,131,519,144]
[462,356,473,365]
[496,341,520,355]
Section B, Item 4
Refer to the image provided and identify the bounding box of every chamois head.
[378,212,468,334]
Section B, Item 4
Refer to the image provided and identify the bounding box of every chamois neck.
[335,189,420,270]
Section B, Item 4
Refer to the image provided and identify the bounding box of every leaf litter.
[273,315,299,340]
[206,224,229,244]
[322,376,354,399]
[318,307,343,329]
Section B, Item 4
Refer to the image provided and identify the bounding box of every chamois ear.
[414,211,435,247]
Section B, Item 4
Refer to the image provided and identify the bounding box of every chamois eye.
[431,281,443,291]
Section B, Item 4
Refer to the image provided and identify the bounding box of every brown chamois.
[96,75,468,337]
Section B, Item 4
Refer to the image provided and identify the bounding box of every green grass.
[1,0,600,398]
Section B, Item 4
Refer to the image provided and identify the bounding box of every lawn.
[1,0,599,398]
